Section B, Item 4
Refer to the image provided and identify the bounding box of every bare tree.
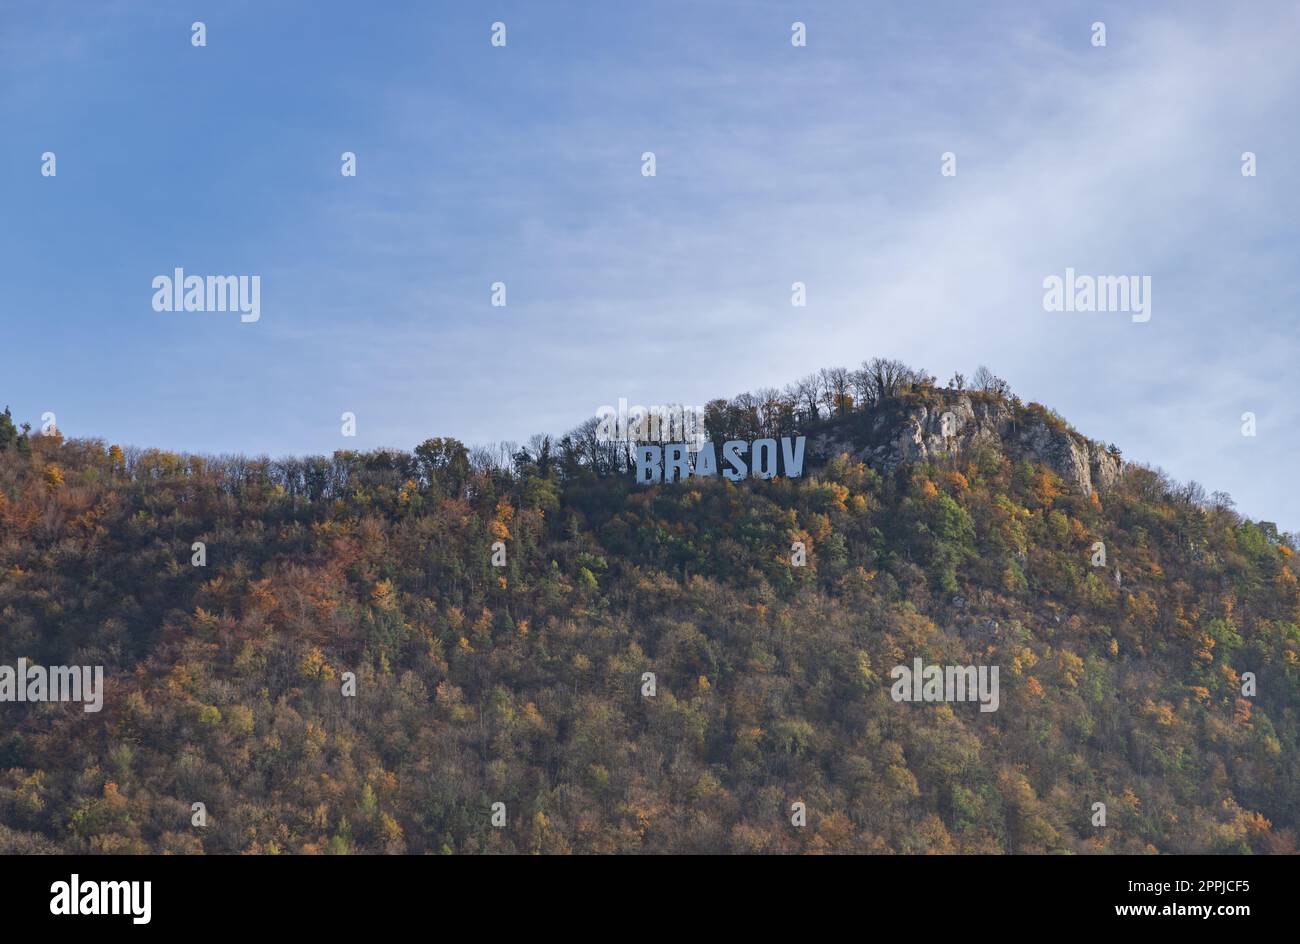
[972,365,1010,398]
[860,357,915,404]
[731,392,762,440]
[794,373,824,422]
[819,367,853,415]
[755,387,785,436]
[781,382,806,428]
[849,366,874,408]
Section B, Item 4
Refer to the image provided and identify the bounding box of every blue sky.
[3,1,1299,527]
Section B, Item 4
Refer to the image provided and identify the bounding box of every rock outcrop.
[809,391,1123,496]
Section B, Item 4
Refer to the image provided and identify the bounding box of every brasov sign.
[635,436,806,484]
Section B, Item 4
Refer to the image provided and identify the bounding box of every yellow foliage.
[1234,698,1252,725]
[300,646,335,680]
[491,498,515,540]
[521,702,544,730]
[1143,699,1177,727]
[1033,470,1061,504]
[1056,650,1084,688]
[371,579,396,610]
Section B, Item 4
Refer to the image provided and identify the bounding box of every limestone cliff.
[809,391,1123,496]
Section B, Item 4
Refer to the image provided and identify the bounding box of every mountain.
[0,366,1296,854]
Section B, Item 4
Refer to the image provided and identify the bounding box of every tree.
[859,357,923,404]
[415,437,470,495]
[819,367,853,416]
[793,373,824,422]
[972,365,1010,398]
[0,407,16,451]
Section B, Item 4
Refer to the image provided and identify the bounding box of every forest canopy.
[0,365,1296,854]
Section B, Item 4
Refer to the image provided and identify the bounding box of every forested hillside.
[1,364,1297,854]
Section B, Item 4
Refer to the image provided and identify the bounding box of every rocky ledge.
[810,392,1122,496]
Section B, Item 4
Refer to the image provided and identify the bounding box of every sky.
[3,1,1299,527]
